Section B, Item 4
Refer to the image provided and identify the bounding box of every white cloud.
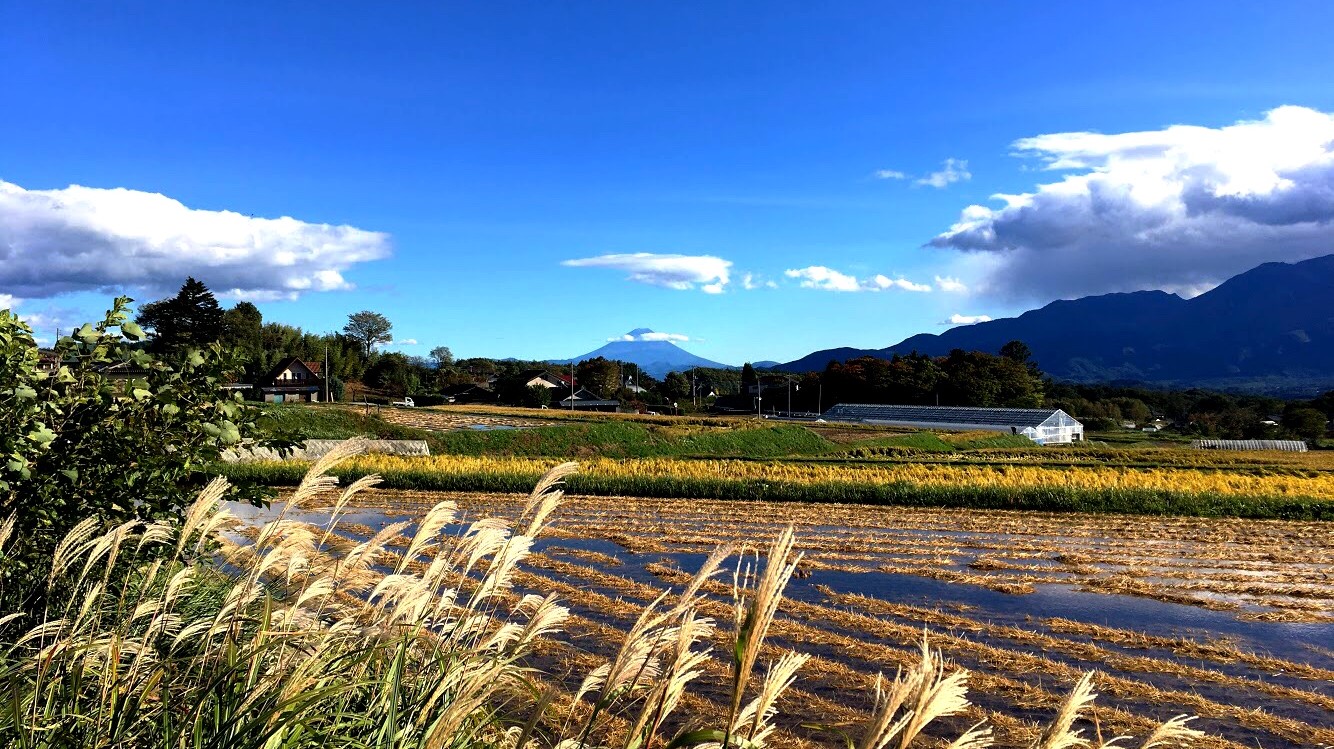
[0,180,390,301]
[395,338,419,345]
[785,266,862,292]
[785,266,933,293]
[874,169,907,180]
[870,274,933,292]
[943,313,993,325]
[562,253,731,293]
[0,294,18,310]
[934,275,968,293]
[931,106,1334,300]
[741,272,778,290]
[608,330,690,343]
[916,158,971,188]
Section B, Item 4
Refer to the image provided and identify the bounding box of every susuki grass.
[1,440,1208,748]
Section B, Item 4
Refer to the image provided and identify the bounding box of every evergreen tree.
[741,362,757,389]
[221,301,263,362]
[135,277,224,353]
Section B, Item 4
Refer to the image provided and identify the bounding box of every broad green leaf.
[120,320,146,340]
[27,424,55,446]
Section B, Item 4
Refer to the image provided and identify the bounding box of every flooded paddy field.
[235,489,1333,748]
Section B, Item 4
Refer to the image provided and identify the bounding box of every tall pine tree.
[136,277,225,352]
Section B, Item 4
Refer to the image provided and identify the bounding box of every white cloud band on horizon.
[931,106,1334,301]
[562,252,731,294]
[785,266,933,293]
[608,331,690,343]
[0,180,391,301]
[943,313,992,325]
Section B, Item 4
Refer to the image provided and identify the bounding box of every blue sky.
[5,2,1334,364]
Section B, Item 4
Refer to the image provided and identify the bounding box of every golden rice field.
[240,486,1334,749]
[306,453,1334,500]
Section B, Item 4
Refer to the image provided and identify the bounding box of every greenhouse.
[822,404,1085,445]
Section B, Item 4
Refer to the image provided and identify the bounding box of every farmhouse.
[258,357,324,403]
[518,369,566,389]
[822,404,1084,445]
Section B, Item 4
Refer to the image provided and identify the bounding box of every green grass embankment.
[260,404,835,459]
[429,420,833,458]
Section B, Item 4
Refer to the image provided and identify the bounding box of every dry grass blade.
[1034,672,1098,749]
[523,460,578,537]
[0,512,17,553]
[1135,715,1204,748]
[727,524,801,733]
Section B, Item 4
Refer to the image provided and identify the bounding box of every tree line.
[125,278,1332,438]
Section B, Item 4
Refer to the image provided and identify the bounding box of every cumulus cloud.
[0,180,390,301]
[874,169,907,180]
[931,106,1334,300]
[943,313,993,325]
[562,253,731,294]
[934,275,968,293]
[395,339,419,345]
[608,331,690,343]
[916,158,971,188]
[785,266,933,293]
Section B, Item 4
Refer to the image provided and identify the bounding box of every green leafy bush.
[0,297,282,611]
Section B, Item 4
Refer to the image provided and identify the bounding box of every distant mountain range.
[553,328,733,378]
[777,254,1334,395]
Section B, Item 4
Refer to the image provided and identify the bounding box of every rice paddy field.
[232,486,1334,749]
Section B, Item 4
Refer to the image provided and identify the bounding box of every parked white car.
[391,396,415,407]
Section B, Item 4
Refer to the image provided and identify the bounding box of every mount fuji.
[552,329,733,378]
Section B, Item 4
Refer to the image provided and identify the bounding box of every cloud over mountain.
[608,330,691,342]
[0,180,390,301]
[562,252,731,293]
[931,106,1334,301]
[943,313,992,325]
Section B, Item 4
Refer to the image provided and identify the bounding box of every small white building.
[822,404,1084,445]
